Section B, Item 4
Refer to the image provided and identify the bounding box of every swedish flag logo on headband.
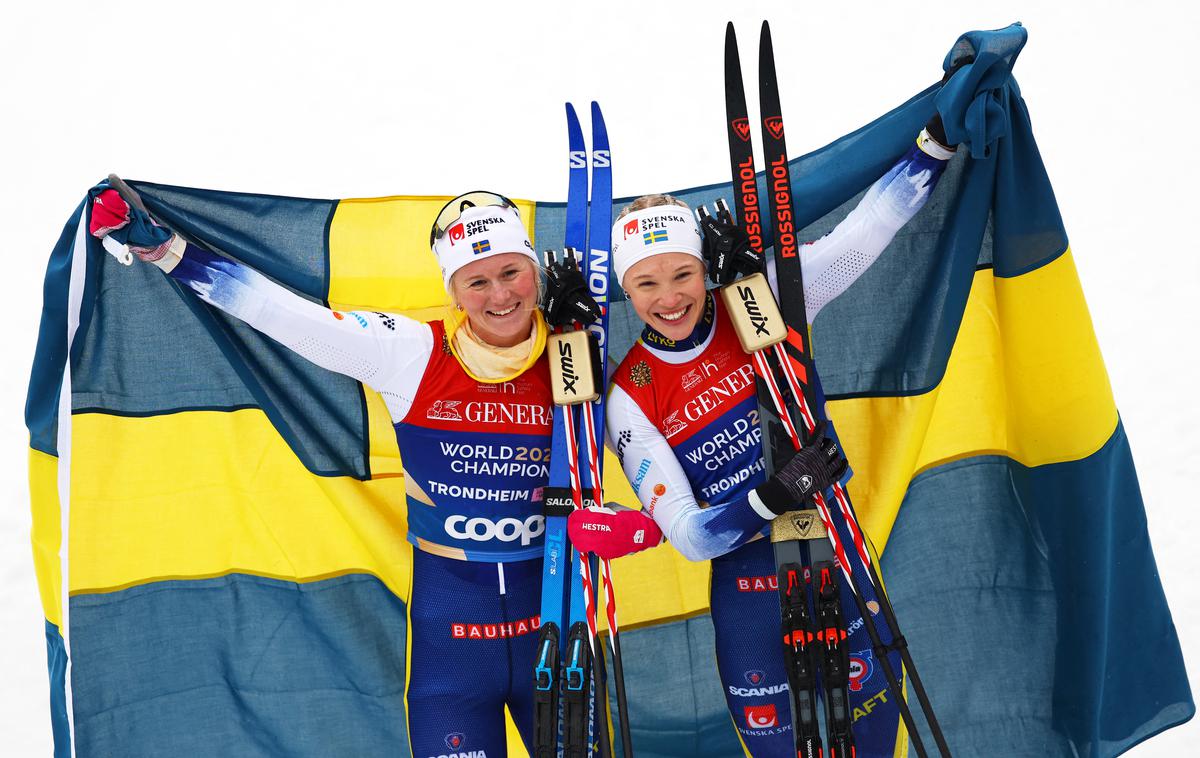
[643,230,668,245]
[471,239,491,255]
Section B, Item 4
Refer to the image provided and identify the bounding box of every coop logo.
[744,704,778,728]
[764,116,785,140]
[445,514,544,546]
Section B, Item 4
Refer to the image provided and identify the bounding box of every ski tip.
[565,102,579,119]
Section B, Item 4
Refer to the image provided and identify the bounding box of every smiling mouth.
[487,304,519,317]
[656,305,690,324]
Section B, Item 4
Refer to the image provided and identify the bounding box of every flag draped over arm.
[26,24,1191,758]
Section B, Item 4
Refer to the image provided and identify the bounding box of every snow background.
[1,1,1195,754]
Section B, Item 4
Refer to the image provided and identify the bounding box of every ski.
[719,19,953,758]
[577,101,635,758]
[536,101,630,758]
[721,22,841,758]
[536,103,601,758]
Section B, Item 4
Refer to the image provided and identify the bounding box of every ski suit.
[607,139,951,756]
[162,243,550,757]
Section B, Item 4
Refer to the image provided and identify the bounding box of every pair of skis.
[717,21,952,758]
[535,102,634,758]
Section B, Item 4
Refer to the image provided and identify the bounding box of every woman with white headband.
[87,187,597,756]
[567,116,958,753]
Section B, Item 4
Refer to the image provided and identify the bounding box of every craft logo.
[623,218,639,239]
[764,116,785,140]
[427,399,463,421]
[643,229,668,245]
[848,649,875,692]
[732,117,751,142]
[472,239,491,255]
[745,670,766,686]
[615,429,632,465]
[744,704,778,728]
[448,222,465,245]
[445,734,465,751]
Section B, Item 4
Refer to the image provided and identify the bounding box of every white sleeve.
[795,142,950,322]
[607,385,770,562]
[168,243,433,421]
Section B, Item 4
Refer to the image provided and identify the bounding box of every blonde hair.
[617,193,690,221]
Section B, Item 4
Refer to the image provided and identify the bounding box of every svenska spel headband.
[610,204,704,287]
[430,191,538,288]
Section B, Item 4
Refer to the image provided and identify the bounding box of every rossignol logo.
[736,156,764,251]
[557,340,581,396]
[736,283,773,337]
[768,154,797,258]
[732,117,751,142]
[450,615,540,640]
[764,116,785,140]
[445,514,544,546]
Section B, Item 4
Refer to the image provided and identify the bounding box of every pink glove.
[567,507,663,560]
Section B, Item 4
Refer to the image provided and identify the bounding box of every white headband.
[611,204,704,288]
[432,204,538,288]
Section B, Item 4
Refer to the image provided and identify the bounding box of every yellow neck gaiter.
[446,308,548,383]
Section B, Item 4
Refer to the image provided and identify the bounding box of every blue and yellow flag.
[26,25,1192,757]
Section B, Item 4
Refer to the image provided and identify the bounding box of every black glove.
[542,253,602,328]
[698,204,763,286]
[925,55,975,150]
[755,422,848,515]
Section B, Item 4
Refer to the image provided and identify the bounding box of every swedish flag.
[471,239,491,255]
[642,229,667,245]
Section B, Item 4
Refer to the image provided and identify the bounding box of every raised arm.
[88,181,433,421]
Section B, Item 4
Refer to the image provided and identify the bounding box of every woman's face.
[450,253,540,347]
[623,253,708,341]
